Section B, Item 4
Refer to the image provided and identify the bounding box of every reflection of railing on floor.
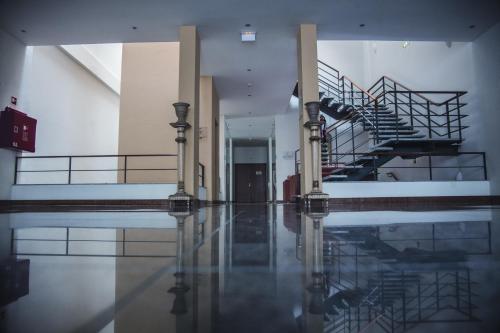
[322,221,490,333]
[11,227,177,258]
[14,154,177,185]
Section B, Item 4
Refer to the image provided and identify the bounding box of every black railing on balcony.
[14,154,177,185]
[296,151,487,182]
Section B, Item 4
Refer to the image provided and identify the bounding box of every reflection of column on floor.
[195,207,217,333]
[218,206,226,295]
[301,214,324,332]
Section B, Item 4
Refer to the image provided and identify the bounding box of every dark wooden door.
[234,164,267,203]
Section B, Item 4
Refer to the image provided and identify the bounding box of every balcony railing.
[14,154,177,185]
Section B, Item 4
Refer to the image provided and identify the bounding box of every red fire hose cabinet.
[0,107,37,152]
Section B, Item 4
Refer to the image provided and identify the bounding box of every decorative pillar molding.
[303,101,329,209]
[169,102,194,209]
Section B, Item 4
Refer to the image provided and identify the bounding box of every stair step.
[365,125,413,130]
[323,174,349,180]
[370,130,420,135]
[373,135,426,140]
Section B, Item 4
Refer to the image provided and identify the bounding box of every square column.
[178,26,201,200]
[297,24,319,196]
[297,24,328,210]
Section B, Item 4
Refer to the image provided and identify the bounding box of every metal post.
[124,155,128,184]
[351,122,355,164]
[426,101,432,139]
[446,102,451,139]
[122,229,126,256]
[429,155,433,181]
[342,77,345,104]
[14,156,18,185]
[382,77,387,105]
[66,227,70,255]
[375,100,380,144]
[409,92,414,129]
[394,91,399,141]
[482,152,488,180]
[350,81,354,105]
[68,157,72,184]
[457,93,463,142]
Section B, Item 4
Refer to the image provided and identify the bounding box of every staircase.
[299,60,471,182]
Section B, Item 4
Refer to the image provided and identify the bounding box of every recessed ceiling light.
[469,25,476,29]
[359,24,365,27]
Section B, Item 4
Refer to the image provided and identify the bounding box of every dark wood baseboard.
[327,195,500,210]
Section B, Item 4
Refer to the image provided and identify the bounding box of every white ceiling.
[1,0,499,123]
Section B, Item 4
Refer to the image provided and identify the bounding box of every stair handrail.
[341,75,378,104]
[370,75,467,106]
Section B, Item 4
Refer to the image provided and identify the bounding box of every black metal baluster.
[446,102,451,139]
[482,152,488,180]
[429,155,433,180]
[68,157,72,184]
[13,156,18,185]
[426,101,432,139]
[456,93,463,142]
[124,155,128,183]
[394,92,399,141]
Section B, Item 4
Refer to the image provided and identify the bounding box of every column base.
[168,192,194,211]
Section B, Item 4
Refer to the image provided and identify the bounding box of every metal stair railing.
[367,76,468,141]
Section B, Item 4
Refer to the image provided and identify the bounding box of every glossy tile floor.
[1,204,500,332]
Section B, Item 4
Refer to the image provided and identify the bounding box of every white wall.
[317,39,486,182]
[275,111,299,200]
[233,146,268,164]
[18,46,120,184]
[472,22,500,194]
[0,30,27,199]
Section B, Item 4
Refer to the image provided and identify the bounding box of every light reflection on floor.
[1,204,500,332]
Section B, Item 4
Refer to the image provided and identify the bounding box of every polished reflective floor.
[1,204,500,332]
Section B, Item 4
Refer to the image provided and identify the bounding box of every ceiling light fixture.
[359,24,365,27]
[248,94,252,97]
[245,23,252,27]
[402,41,410,48]
[247,68,252,72]
[241,31,256,42]
[132,26,138,30]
